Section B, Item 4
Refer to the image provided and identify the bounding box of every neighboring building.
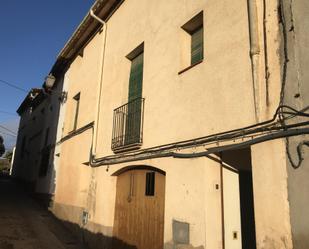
[13,0,309,249]
[13,75,65,196]
[13,88,47,189]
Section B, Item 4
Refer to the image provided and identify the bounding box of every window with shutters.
[179,11,204,74]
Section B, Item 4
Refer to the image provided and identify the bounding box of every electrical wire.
[174,128,309,158]
[57,104,308,167]
[87,128,309,166]
[86,105,309,167]
[278,0,289,109]
[0,79,28,93]
[0,131,17,138]
[277,0,309,169]
[0,110,17,116]
[286,140,309,169]
[0,124,17,135]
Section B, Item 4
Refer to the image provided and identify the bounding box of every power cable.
[0,131,17,138]
[0,79,28,93]
[0,110,17,116]
[278,0,309,169]
[286,139,309,169]
[0,124,17,135]
[85,105,309,167]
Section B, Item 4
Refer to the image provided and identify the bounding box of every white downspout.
[84,9,107,220]
[90,9,106,26]
[248,0,261,122]
[90,9,107,157]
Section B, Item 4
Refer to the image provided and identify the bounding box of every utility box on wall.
[173,220,190,245]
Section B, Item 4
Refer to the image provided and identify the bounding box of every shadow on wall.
[22,168,57,209]
[58,218,137,249]
[3,176,136,249]
[47,206,137,249]
[52,204,204,249]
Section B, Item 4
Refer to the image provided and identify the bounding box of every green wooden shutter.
[128,53,143,101]
[125,52,144,145]
[191,27,203,65]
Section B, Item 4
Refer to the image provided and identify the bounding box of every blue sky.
[0,0,94,150]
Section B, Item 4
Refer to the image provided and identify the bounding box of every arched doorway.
[113,167,166,249]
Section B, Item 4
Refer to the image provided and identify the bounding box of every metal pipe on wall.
[247,0,261,122]
[220,153,226,249]
[89,9,107,156]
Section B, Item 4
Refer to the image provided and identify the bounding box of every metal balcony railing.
[111,98,145,152]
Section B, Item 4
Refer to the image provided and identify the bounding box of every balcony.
[111,98,145,153]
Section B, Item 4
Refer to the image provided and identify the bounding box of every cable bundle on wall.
[87,105,309,167]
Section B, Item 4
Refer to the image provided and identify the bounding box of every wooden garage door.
[113,169,165,249]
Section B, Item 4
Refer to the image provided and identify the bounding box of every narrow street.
[0,176,88,249]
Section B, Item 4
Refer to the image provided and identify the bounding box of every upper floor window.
[179,11,204,74]
[72,93,80,131]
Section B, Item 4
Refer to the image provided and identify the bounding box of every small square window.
[182,11,204,65]
[179,11,204,74]
[145,172,155,196]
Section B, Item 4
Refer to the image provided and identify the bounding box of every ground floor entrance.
[113,167,166,249]
[221,148,256,249]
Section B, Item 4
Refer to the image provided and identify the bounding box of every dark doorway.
[221,147,257,249]
[239,170,256,249]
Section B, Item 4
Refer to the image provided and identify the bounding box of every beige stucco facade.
[37,0,308,249]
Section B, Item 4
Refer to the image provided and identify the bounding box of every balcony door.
[125,52,144,145]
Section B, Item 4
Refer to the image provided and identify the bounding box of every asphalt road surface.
[0,176,88,249]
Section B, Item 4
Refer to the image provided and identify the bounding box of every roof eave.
[50,0,123,77]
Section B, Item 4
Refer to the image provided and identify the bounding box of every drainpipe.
[247,0,261,122]
[89,9,107,157]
